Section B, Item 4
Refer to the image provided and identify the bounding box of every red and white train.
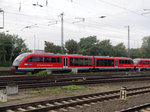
[133,58,150,70]
[11,53,144,72]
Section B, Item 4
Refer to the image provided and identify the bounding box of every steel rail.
[0,77,150,89]
[1,86,150,112]
[119,103,150,112]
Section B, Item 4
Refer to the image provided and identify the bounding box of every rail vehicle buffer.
[120,86,127,100]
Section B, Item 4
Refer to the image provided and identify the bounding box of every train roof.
[94,56,132,59]
[19,52,93,57]
[134,58,150,61]
[19,52,132,59]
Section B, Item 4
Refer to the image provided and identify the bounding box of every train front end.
[11,53,30,72]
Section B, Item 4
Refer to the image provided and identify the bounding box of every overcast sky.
[0,0,150,50]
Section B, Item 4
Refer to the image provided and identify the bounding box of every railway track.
[0,70,25,76]
[0,70,150,77]
[1,86,150,112]
[119,103,150,112]
[1,75,150,89]
[0,74,150,89]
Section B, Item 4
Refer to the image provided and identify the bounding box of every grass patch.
[122,99,128,103]
[105,84,110,88]
[28,85,86,95]
[62,85,85,90]
[28,90,40,94]
[68,93,75,96]
[16,97,24,100]
[41,88,61,94]
[28,88,61,94]
[0,102,7,106]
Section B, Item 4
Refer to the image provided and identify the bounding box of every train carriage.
[117,57,134,70]
[11,53,94,72]
[134,58,150,70]
[67,55,94,70]
[11,53,135,72]
[94,56,134,71]
[11,53,64,72]
[94,56,116,70]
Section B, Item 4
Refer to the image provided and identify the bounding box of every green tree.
[112,43,127,57]
[141,36,150,58]
[12,36,28,61]
[89,45,101,56]
[78,36,99,55]
[65,39,79,54]
[0,33,27,66]
[44,41,61,53]
[98,39,113,56]
[45,41,56,53]
[55,45,62,53]
[130,48,142,59]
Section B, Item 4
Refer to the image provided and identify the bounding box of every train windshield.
[12,53,29,66]
[133,59,140,66]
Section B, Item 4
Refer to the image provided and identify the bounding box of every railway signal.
[120,86,127,100]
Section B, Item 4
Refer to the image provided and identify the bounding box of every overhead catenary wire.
[1,0,149,49]
[97,0,150,20]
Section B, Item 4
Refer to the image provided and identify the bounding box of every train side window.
[26,57,43,62]
[111,60,114,66]
[51,57,56,62]
[32,57,43,62]
[101,59,104,66]
[124,60,127,64]
[119,60,121,64]
[57,57,61,63]
[26,57,32,62]
[126,60,129,64]
[97,59,100,66]
[70,58,73,66]
[70,58,92,67]
[44,57,61,63]
[119,60,124,64]
[89,59,92,66]
[146,61,150,64]
[44,57,51,62]
[96,59,114,66]
[140,61,143,64]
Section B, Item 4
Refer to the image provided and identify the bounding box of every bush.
[35,70,48,76]
[26,72,32,75]
[69,71,73,74]
[0,61,12,67]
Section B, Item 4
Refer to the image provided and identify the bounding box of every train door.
[63,57,68,68]
[115,59,118,68]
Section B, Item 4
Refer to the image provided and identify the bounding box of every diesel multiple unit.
[11,53,150,72]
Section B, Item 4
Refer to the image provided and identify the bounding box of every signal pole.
[0,9,4,29]
[34,35,36,51]
[127,25,130,58]
[60,12,64,53]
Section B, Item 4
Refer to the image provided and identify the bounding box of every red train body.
[134,58,150,70]
[11,53,135,72]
